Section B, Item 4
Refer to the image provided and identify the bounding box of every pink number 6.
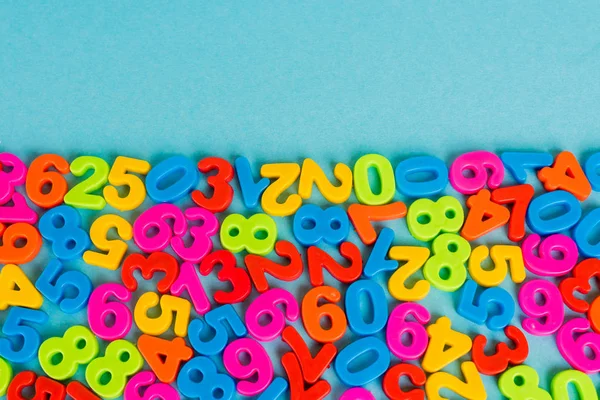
[449,151,504,194]
[88,283,132,340]
[133,204,186,253]
[386,302,431,360]
[124,371,180,400]
[245,288,299,341]
[340,388,376,400]
[223,338,274,396]
[522,234,578,277]
[557,318,600,374]
[518,279,564,335]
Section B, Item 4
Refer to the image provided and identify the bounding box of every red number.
[191,157,234,212]
[383,363,426,400]
[200,250,251,304]
[121,252,179,293]
[282,352,331,400]
[282,326,337,384]
[491,184,534,242]
[461,189,510,241]
[307,242,362,286]
[471,325,528,376]
[245,241,303,293]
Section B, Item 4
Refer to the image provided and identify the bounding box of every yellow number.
[103,156,151,211]
[134,293,191,337]
[83,214,132,270]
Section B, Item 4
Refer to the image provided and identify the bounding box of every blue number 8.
[39,205,90,260]
[36,259,93,314]
[292,204,349,246]
[188,304,247,355]
[0,307,48,363]
[177,356,234,400]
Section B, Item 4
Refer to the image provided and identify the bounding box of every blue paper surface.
[2,1,600,398]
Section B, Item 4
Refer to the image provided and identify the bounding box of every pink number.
[171,207,218,263]
[522,234,578,276]
[133,204,186,252]
[386,303,430,360]
[88,283,132,340]
[0,193,37,223]
[223,338,274,396]
[449,151,504,194]
[557,318,600,373]
[340,388,376,400]
[245,288,299,341]
[124,371,180,400]
[170,262,211,315]
[518,279,564,335]
[0,153,27,204]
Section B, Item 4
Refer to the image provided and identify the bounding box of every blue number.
[457,280,515,331]
[395,156,448,197]
[363,228,397,278]
[526,190,582,235]
[36,259,93,314]
[234,157,269,209]
[574,208,600,258]
[334,336,390,386]
[177,356,234,400]
[585,152,600,191]
[146,155,199,203]
[188,304,247,355]
[0,307,48,363]
[292,204,349,247]
[501,152,553,183]
[257,377,288,400]
[345,280,388,336]
[38,205,90,260]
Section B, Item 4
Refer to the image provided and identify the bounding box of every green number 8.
[499,365,551,400]
[423,233,471,292]
[38,325,99,380]
[219,213,277,255]
[85,339,143,399]
[407,196,464,241]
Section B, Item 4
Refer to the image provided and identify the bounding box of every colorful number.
[260,163,302,216]
[170,261,211,315]
[199,249,252,304]
[498,365,551,400]
[292,204,349,246]
[36,259,92,313]
[382,363,426,400]
[220,213,277,255]
[38,325,99,380]
[471,325,528,376]
[468,245,525,287]
[137,335,192,384]
[298,158,353,204]
[223,338,274,396]
[519,279,565,335]
[423,233,470,292]
[556,318,600,373]
[406,196,464,242]
[387,245,431,301]
[104,156,151,211]
[124,371,180,400]
[121,252,179,293]
[426,362,486,400]
[39,205,90,260]
[87,283,132,340]
[347,202,407,245]
[302,286,347,343]
[246,288,299,341]
[0,307,48,363]
[386,303,430,360]
[145,155,199,203]
[334,336,390,386]
[134,293,191,337]
[395,155,448,198]
[234,157,269,209]
[307,242,363,286]
[0,264,43,310]
[422,317,472,373]
[177,356,234,400]
[449,150,504,194]
[245,240,303,293]
[457,280,515,331]
[85,340,143,399]
[25,154,70,208]
[64,156,109,210]
[526,190,582,234]
[353,154,395,205]
[345,279,388,336]
[83,214,132,270]
[522,233,578,277]
[187,304,247,355]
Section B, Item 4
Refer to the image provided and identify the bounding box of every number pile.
[2,150,600,399]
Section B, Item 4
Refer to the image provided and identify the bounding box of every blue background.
[2,1,600,399]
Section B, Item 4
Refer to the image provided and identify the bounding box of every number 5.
[104,156,151,211]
